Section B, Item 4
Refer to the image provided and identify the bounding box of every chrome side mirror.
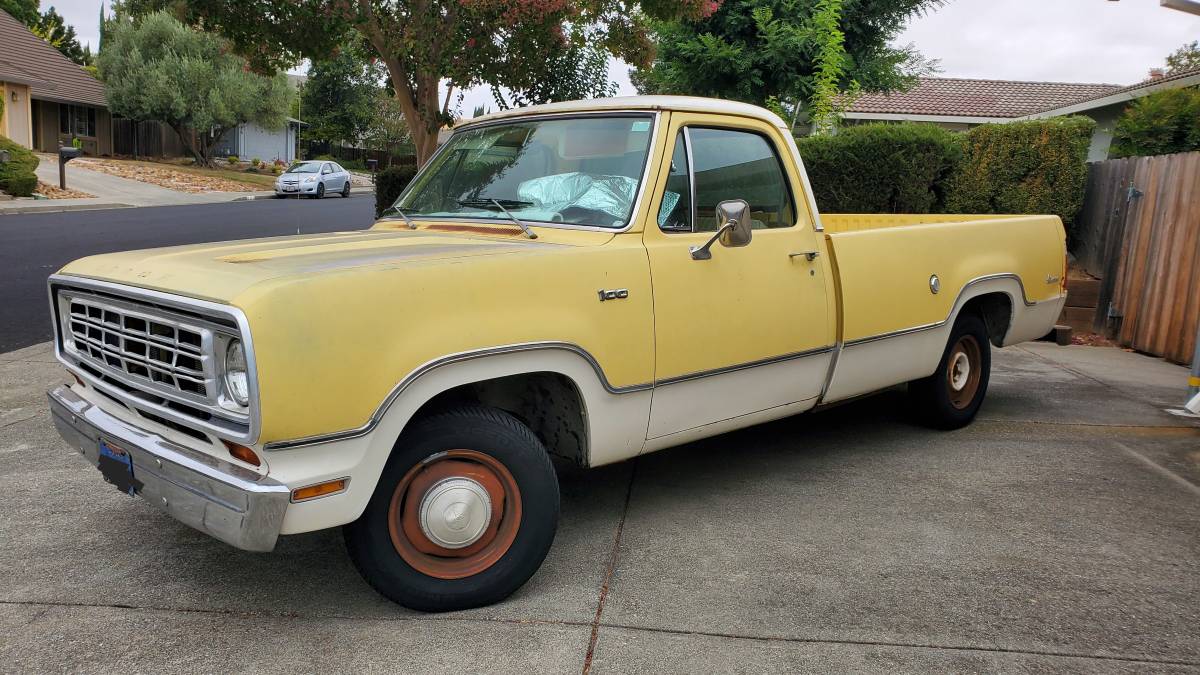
[690,199,753,261]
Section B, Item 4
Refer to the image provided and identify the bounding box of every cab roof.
[458,96,789,130]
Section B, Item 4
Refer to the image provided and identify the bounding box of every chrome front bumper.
[48,385,290,552]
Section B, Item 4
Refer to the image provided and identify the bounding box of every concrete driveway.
[1,341,1197,673]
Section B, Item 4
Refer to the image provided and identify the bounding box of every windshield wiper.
[457,198,537,239]
[380,205,418,229]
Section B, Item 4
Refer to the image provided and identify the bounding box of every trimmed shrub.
[226,154,239,165]
[251,157,262,167]
[796,123,964,214]
[5,173,38,197]
[0,135,39,197]
[375,163,419,218]
[1109,88,1200,159]
[945,116,1094,234]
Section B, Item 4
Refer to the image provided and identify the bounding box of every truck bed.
[822,213,1032,233]
[818,213,1068,403]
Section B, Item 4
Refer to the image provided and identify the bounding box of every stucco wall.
[2,83,34,148]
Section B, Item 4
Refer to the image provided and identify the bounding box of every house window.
[59,105,97,137]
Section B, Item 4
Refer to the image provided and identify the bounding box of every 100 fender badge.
[598,289,629,302]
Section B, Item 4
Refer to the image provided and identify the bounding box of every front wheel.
[315,183,325,199]
[908,313,991,429]
[344,406,559,612]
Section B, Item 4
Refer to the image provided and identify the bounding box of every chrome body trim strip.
[264,342,654,451]
[387,111,662,236]
[653,346,834,387]
[264,342,835,451]
[841,273,1042,348]
[47,274,262,444]
[48,385,289,552]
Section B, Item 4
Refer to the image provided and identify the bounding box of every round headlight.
[224,339,250,406]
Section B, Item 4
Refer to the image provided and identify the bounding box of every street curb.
[235,188,375,202]
[0,202,134,215]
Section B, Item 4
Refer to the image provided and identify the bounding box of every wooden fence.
[1073,151,1200,364]
[111,118,187,158]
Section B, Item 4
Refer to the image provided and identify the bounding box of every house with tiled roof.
[840,69,1200,161]
[0,8,112,155]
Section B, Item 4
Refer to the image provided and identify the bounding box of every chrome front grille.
[65,294,215,400]
[55,285,252,439]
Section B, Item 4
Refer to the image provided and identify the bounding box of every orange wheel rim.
[946,334,982,409]
[388,449,522,580]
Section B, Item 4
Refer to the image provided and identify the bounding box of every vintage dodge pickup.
[47,97,1067,611]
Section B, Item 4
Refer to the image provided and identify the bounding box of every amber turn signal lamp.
[291,478,348,503]
[223,441,261,467]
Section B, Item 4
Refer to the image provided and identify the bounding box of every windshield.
[286,162,322,174]
[395,115,654,229]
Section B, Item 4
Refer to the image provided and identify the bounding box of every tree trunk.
[170,122,207,166]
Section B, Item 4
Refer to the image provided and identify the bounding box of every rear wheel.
[344,406,559,612]
[908,313,990,429]
[341,181,351,198]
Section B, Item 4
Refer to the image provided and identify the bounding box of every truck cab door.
[642,113,834,441]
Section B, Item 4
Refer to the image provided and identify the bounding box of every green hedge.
[945,116,1095,233]
[0,135,39,197]
[1109,88,1200,159]
[794,117,1094,237]
[796,123,964,213]
[375,163,419,218]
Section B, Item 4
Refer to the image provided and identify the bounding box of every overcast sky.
[44,0,1200,115]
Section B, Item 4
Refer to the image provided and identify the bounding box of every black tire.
[908,312,991,430]
[344,406,559,612]
[315,183,325,199]
[341,182,351,198]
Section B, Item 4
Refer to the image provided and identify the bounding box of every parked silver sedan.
[274,160,352,198]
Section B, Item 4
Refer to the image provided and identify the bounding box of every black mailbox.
[58,146,83,190]
[366,158,378,173]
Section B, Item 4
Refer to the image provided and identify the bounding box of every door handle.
[789,251,820,261]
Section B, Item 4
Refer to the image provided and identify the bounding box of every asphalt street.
[1,340,1198,673]
[0,196,375,353]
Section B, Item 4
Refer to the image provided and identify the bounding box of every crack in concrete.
[3,599,1197,668]
[582,459,638,675]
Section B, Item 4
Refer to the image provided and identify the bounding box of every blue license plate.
[98,440,141,496]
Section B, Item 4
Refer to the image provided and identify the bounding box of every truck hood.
[57,227,585,303]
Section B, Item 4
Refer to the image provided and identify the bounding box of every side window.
[657,132,692,232]
[688,128,795,232]
[321,163,332,174]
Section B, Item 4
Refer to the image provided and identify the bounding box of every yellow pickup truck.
[46,96,1067,611]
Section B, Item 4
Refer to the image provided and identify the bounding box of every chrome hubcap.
[418,477,492,549]
[950,351,971,391]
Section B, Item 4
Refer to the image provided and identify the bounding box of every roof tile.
[0,8,107,108]
[847,77,1122,118]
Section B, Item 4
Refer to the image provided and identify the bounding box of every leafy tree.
[491,38,618,109]
[121,0,722,164]
[1109,88,1200,159]
[32,6,93,66]
[98,11,291,166]
[1,0,39,25]
[1165,40,1200,75]
[362,89,412,165]
[632,0,939,118]
[302,49,382,146]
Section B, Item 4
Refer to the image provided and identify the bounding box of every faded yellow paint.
[61,218,657,443]
[826,215,1066,342]
[641,111,833,379]
[56,99,1067,446]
